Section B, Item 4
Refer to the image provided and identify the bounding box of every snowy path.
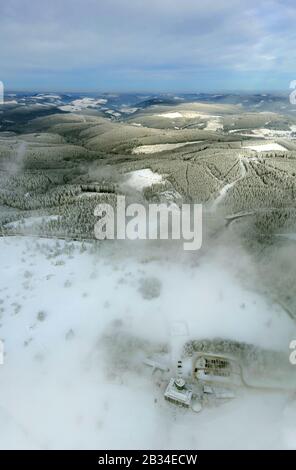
[210,157,247,212]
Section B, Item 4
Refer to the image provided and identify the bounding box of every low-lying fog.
[0,235,296,449]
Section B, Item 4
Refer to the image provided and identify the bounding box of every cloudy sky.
[1,0,296,92]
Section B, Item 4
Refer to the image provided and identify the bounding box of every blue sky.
[1,0,296,92]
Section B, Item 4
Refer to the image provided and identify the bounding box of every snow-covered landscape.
[2,0,296,452]
[1,92,296,449]
[0,236,296,449]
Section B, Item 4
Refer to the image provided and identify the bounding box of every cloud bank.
[0,0,295,91]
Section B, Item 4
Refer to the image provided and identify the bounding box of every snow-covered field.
[251,128,296,139]
[230,127,296,139]
[132,142,202,154]
[243,142,288,152]
[119,106,138,114]
[0,236,296,449]
[59,98,107,112]
[152,111,223,132]
[121,169,164,190]
[204,118,223,132]
[156,111,220,120]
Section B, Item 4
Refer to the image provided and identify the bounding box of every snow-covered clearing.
[153,111,222,131]
[252,128,293,139]
[156,112,183,119]
[0,236,295,449]
[121,168,164,191]
[59,98,107,112]
[119,107,138,114]
[204,118,223,132]
[232,126,296,139]
[132,141,202,154]
[243,142,288,152]
[156,111,220,120]
[72,98,107,107]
